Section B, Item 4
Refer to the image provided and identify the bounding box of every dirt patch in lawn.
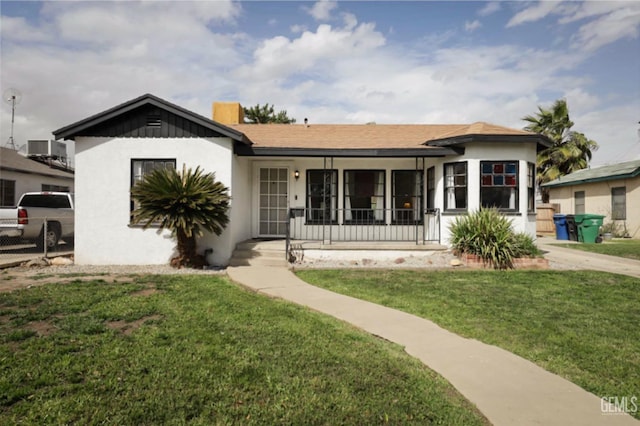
[106,314,163,335]
[0,271,134,293]
[24,320,57,337]
[130,286,160,297]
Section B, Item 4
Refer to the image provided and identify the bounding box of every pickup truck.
[0,192,74,250]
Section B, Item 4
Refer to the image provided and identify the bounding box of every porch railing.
[286,207,440,261]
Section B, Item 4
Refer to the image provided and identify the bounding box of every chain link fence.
[0,215,74,267]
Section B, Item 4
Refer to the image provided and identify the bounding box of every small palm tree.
[523,99,598,202]
[131,165,230,268]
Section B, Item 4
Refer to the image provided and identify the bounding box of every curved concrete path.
[228,265,638,426]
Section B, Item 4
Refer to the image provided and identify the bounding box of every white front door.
[258,167,289,237]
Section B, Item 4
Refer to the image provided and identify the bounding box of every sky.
[1,0,639,168]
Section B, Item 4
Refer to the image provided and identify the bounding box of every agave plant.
[131,165,230,268]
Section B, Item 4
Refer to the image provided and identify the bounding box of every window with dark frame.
[392,170,423,224]
[130,159,176,220]
[344,170,385,224]
[611,187,626,220]
[426,166,435,211]
[0,179,15,207]
[575,191,585,214]
[306,170,338,224]
[527,162,535,212]
[480,161,518,211]
[444,162,467,211]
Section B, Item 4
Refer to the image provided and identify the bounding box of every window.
[392,170,423,224]
[480,161,518,211]
[426,167,435,211]
[42,184,70,192]
[20,194,71,209]
[306,170,337,223]
[444,162,467,211]
[575,191,585,214]
[611,187,626,220]
[344,170,384,223]
[0,179,15,206]
[130,159,176,217]
[527,162,535,212]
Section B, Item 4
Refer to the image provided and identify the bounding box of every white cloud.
[1,0,637,169]
[506,1,640,51]
[291,24,306,34]
[308,0,337,21]
[478,2,501,17]
[237,20,385,84]
[570,3,640,52]
[507,1,565,27]
[465,20,482,32]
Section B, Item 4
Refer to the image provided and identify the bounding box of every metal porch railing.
[286,207,440,261]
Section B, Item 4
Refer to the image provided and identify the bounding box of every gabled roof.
[230,122,549,157]
[0,147,74,179]
[53,93,248,143]
[542,159,640,187]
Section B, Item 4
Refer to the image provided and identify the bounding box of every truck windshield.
[20,195,71,209]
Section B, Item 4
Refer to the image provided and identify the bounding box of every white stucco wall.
[74,136,235,265]
[547,176,640,239]
[228,156,253,248]
[436,142,538,244]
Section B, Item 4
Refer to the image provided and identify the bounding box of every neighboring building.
[542,159,640,239]
[0,146,74,206]
[53,93,551,266]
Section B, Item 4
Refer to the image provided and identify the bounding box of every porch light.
[294,170,300,180]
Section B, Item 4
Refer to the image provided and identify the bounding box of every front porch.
[230,237,450,268]
[276,205,443,264]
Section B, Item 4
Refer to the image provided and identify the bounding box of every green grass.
[0,275,487,425]
[552,239,640,261]
[297,269,640,419]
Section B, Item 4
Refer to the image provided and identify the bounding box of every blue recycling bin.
[553,214,569,240]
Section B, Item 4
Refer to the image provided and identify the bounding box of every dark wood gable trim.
[81,104,228,138]
[53,93,249,143]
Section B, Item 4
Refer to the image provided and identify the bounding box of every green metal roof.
[541,159,640,187]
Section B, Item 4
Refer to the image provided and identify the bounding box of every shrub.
[512,232,542,258]
[449,208,540,269]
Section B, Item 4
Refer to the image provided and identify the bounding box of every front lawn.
[0,275,487,425]
[297,269,640,419]
[552,239,640,261]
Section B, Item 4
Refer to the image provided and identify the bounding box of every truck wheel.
[36,223,61,251]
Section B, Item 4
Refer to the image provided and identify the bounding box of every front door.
[258,167,289,237]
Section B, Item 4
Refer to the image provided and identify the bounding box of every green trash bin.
[574,214,605,243]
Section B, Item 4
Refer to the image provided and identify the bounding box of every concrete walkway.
[227,264,639,426]
[536,237,640,278]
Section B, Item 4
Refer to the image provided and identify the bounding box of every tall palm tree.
[523,99,598,202]
[131,165,230,268]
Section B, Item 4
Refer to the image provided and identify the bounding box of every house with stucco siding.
[0,146,74,206]
[542,159,640,239]
[53,93,551,266]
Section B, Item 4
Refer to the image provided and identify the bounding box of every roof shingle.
[231,122,536,150]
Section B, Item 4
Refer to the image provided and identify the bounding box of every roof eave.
[234,146,463,157]
[425,133,552,152]
[542,169,640,188]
